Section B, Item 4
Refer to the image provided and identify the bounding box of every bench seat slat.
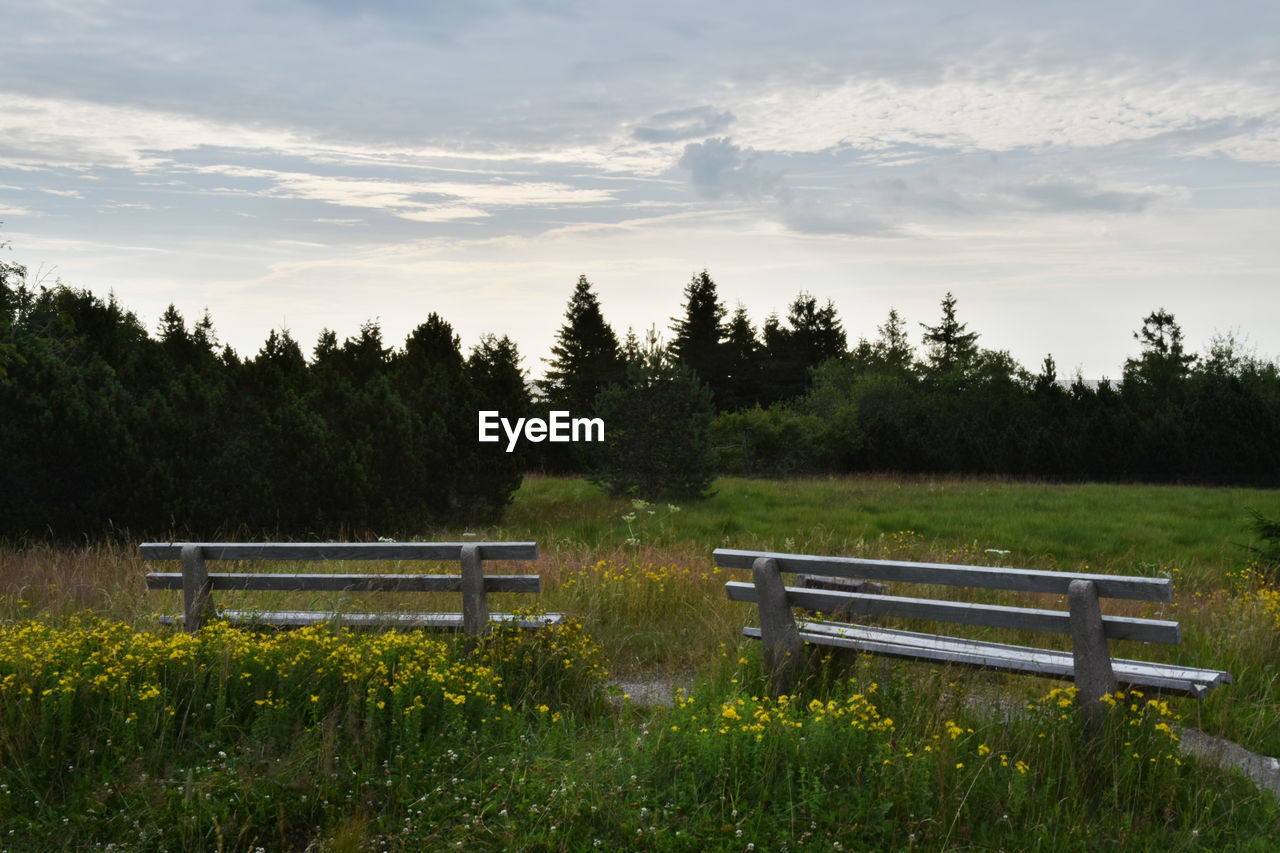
[140,542,539,561]
[715,549,1172,602]
[725,580,1181,644]
[157,610,563,629]
[146,572,541,593]
[743,621,1230,698]
[797,620,1232,687]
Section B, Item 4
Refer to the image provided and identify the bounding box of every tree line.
[1,252,526,539]
[3,246,1278,539]
[535,272,1280,489]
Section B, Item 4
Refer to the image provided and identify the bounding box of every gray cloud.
[1021,180,1161,213]
[868,174,974,215]
[779,199,892,236]
[633,106,735,142]
[678,137,788,201]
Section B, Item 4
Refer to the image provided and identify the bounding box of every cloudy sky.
[3,1,1278,380]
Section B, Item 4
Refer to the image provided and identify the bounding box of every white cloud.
[723,65,1280,161]
[2,3,1279,379]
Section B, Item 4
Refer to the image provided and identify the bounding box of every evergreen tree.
[0,254,20,378]
[760,292,847,403]
[873,307,915,376]
[593,328,716,500]
[851,307,916,379]
[669,269,728,404]
[1124,308,1197,387]
[720,303,763,411]
[464,334,530,519]
[788,293,847,364]
[920,291,979,382]
[214,328,331,534]
[539,275,625,415]
[392,315,470,521]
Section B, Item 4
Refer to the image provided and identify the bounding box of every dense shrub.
[0,274,529,539]
[592,331,716,500]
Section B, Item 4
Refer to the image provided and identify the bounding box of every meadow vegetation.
[2,474,1279,850]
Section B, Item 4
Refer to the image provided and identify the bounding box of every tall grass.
[503,474,1280,588]
[2,474,1280,848]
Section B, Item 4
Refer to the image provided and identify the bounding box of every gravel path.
[1179,728,1280,799]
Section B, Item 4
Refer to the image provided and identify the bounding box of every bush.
[592,333,716,500]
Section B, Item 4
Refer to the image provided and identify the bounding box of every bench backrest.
[714,548,1171,600]
[715,548,1179,644]
[140,542,538,561]
[143,541,540,634]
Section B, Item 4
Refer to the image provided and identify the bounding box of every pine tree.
[1124,308,1197,384]
[539,275,625,415]
[593,328,716,500]
[873,307,915,375]
[465,334,530,518]
[670,269,727,403]
[760,292,847,403]
[720,303,763,410]
[920,291,979,381]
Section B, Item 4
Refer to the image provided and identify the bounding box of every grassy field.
[1,474,1279,850]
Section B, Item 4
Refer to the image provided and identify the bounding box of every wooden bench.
[717,548,1232,705]
[142,541,560,637]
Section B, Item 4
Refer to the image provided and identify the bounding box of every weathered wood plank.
[140,542,539,561]
[724,581,1181,644]
[714,548,1172,602]
[743,621,1229,698]
[796,620,1229,686]
[146,573,542,593]
[156,610,563,629]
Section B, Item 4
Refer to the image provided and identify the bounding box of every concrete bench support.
[1068,578,1117,725]
[754,556,804,695]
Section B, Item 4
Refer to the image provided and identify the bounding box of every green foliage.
[711,405,826,476]
[0,279,526,539]
[538,274,625,417]
[0,249,24,378]
[535,275,626,473]
[1126,308,1198,385]
[1247,508,1280,570]
[464,333,533,518]
[669,269,729,407]
[593,330,716,500]
[718,302,764,412]
[7,615,1275,850]
[850,306,916,379]
[706,298,1280,485]
[759,291,847,404]
[919,290,980,383]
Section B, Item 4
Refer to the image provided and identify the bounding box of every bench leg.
[181,544,213,633]
[1068,579,1117,723]
[754,556,804,696]
[461,544,490,638]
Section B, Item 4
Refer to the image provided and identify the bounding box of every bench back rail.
[715,548,1173,601]
[142,541,542,636]
[724,581,1180,644]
